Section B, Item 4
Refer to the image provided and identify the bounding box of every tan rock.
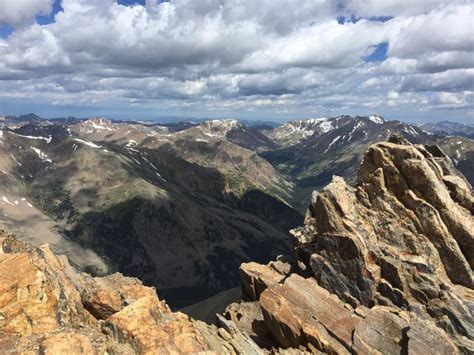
[224,300,275,348]
[352,306,408,354]
[0,232,262,354]
[291,140,474,351]
[229,139,473,354]
[352,306,459,355]
[80,272,156,319]
[216,314,265,354]
[240,262,285,301]
[40,332,98,354]
[259,273,358,354]
[104,295,215,353]
[0,245,95,336]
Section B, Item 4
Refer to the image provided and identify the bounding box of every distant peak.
[367,114,386,124]
[200,119,240,130]
[206,118,239,124]
[294,117,328,123]
[22,113,41,119]
[194,119,242,140]
[79,117,115,133]
[88,116,111,123]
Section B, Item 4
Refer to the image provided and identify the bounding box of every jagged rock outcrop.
[228,138,473,354]
[0,232,262,354]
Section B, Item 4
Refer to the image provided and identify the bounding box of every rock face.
[228,138,473,354]
[235,269,459,354]
[0,232,261,354]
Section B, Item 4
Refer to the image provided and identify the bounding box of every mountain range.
[420,120,474,139]
[0,113,472,308]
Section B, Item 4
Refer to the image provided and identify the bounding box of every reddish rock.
[259,273,356,354]
[239,262,285,300]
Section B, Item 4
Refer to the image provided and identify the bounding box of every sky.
[0,0,473,123]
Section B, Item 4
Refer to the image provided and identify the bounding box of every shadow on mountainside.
[67,164,302,308]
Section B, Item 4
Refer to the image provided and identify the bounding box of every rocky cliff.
[227,137,473,354]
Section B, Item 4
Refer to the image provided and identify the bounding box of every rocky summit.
[1,137,473,354]
[227,137,474,354]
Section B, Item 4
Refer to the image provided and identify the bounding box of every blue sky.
[364,43,389,62]
[117,0,146,6]
[0,0,472,123]
[0,0,148,38]
[35,0,63,26]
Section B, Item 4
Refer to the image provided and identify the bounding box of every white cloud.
[436,92,465,105]
[400,69,474,92]
[0,0,472,121]
[238,19,391,71]
[388,4,474,58]
[0,0,54,26]
[345,0,466,17]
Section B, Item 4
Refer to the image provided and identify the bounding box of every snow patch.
[347,121,363,142]
[10,154,21,167]
[2,196,14,205]
[126,140,137,147]
[275,118,336,142]
[12,132,52,143]
[319,120,333,134]
[368,115,385,124]
[31,147,52,163]
[92,123,113,131]
[402,126,419,137]
[324,136,341,154]
[73,138,102,149]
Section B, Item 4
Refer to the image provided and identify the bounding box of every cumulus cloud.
[345,0,466,17]
[0,0,472,121]
[400,69,474,92]
[237,19,391,71]
[0,0,54,26]
[388,4,473,58]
